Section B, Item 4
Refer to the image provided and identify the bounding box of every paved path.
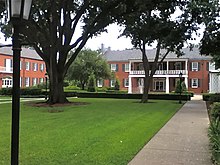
[128,97,211,165]
[0,98,44,104]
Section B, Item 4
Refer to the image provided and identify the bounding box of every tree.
[87,72,96,92]
[175,80,187,93]
[114,78,120,91]
[66,49,111,90]
[198,0,220,68]
[0,0,132,104]
[119,0,197,103]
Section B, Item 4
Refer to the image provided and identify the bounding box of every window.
[33,63,38,71]
[97,79,103,87]
[123,64,130,72]
[110,79,115,87]
[32,78,37,86]
[39,78,44,84]
[25,77,30,87]
[2,78,12,88]
[124,78,129,87]
[40,64,44,71]
[192,62,198,71]
[154,80,165,91]
[110,64,118,72]
[4,59,13,72]
[25,62,30,70]
[191,79,198,88]
[175,62,182,70]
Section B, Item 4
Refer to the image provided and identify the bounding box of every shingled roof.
[0,47,42,60]
[103,47,212,62]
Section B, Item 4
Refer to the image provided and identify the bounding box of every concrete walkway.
[128,97,211,165]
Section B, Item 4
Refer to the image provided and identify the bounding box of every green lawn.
[0,98,182,165]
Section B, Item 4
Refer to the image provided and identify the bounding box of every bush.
[0,88,12,95]
[209,117,220,165]
[175,80,187,93]
[210,103,220,120]
[0,87,42,96]
[96,87,108,92]
[64,85,81,91]
[87,73,96,92]
[114,78,120,91]
[203,93,220,102]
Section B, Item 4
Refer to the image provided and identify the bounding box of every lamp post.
[179,72,183,104]
[6,0,32,164]
[45,73,48,100]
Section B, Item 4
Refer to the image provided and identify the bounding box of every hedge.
[0,87,42,96]
[69,92,191,100]
[203,93,220,102]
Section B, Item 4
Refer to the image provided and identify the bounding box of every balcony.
[0,66,13,73]
[130,70,187,75]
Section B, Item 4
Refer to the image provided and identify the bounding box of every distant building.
[101,48,219,94]
[0,47,46,88]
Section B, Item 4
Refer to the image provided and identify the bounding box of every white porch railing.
[130,70,187,75]
[0,66,13,73]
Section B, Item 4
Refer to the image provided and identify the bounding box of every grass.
[0,98,182,165]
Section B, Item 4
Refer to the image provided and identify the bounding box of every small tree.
[175,80,187,93]
[87,73,96,92]
[114,78,120,91]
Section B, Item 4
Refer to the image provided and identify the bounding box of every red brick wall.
[103,61,129,91]
[0,53,46,88]
[188,60,209,94]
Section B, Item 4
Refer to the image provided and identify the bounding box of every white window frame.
[25,77,30,87]
[124,64,129,72]
[111,64,117,71]
[40,63,44,71]
[110,79,115,87]
[2,78,12,88]
[192,62,198,71]
[32,78,37,86]
[154,80,165,91]
[33,63,38,71]
[39,78,44,84]
[25,62,30,71]
[97,79,103,87]
[124,78,129,87]
[191,78,198,88]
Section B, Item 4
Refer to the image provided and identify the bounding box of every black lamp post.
[6,0,32,164]
[179,72,183,104]
[45,73,48,100]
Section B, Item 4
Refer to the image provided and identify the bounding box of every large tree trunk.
[141,76,151,103]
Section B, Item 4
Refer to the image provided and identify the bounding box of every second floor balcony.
[0,66,13,73]
[130,70,187,75]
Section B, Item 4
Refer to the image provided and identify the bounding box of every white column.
[185,60,188,74]
[128,76,132,93]
[166,77,169,93]
[185,76,188,89]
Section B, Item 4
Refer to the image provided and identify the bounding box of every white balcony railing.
[0,66,13,73]
[130,70,187,75]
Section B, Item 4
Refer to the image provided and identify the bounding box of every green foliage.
[87,73,96,92]
[64,86,81,91]
[0,87,42,96]
[67,49,111,89]
[208,102,220,164]
[203,94,220,102]
[175,80,187,93]
[114,78,120,91]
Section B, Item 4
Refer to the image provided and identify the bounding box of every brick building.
[0,47,46,88]
[102,48,216,94]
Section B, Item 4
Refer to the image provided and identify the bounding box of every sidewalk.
[128,96,211,165]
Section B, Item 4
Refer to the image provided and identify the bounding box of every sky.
[0,23,203,51]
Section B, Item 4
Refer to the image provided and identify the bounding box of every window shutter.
[10,59,13,67]
[4,59,6,67]
[198,79,200,87]
[206,62,209,71]
[109,64,111,70]
[189,79,192,87]
[189,62,192,71]
[116,64,118,72]
[122,64,125,72]
[198,62,200,71]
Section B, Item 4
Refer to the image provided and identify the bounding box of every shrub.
[96,87,108,92]
[0,87,12,95]
[87,73,96,92]
[115,78,120,91]
[208,117,220,165]
[175,80,187,93]
[64,85,81,91]
[210,103,220,120]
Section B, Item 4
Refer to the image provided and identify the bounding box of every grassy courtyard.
[0,98,182,165]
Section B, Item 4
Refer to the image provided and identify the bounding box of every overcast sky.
[0,23,203,51]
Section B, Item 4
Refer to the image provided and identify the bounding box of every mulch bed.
[26,101,90,108]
